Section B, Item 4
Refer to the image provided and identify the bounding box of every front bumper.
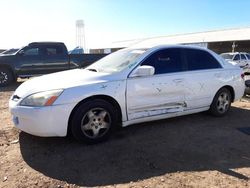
[9,99,76,137]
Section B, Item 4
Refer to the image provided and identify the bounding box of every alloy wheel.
[216,92,230,114]
[80,108,111,139]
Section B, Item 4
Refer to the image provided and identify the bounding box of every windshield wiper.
[86,68,98,72]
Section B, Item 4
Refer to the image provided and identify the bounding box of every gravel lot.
[1,80,250,188]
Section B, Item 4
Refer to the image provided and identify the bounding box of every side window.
[47,48,57,55]
[185,49,221,71]
[45,46,63,56]
[240,54,247,60]
[233,54,240,61]
[246,54,250,60]
[24,47,39,56]
[141,48,183,74]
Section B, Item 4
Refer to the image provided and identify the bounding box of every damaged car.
[9,45,245,143]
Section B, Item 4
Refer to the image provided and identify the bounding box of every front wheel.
[209,88,232,117]
[70,99,118,144]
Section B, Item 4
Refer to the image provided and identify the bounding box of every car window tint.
[246,54,250,60]
[234,54,240,61]
[185,49,221,70]
[141,48,183,74]
[47,48,57,55]
[24,48,39,56]
[45,46,63,55]
[240,54,247,60]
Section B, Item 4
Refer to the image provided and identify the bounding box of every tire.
[209,88,232,117]
[0,67,14,87]
[70,99,118,144]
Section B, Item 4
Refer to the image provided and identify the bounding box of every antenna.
[76,20,86,52]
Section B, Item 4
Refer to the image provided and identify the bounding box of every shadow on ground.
[0,81,24,92]
[19,106,250,187]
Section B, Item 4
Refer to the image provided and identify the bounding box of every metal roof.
[110,27,250,49]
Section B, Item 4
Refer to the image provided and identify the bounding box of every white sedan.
[9,45,245,143]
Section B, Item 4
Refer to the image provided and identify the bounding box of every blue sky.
[1,0,250,49]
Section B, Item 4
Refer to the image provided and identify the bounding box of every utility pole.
[232,41,236,52]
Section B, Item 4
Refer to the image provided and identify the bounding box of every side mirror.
[18,50,25,56]
[130,65,155,78]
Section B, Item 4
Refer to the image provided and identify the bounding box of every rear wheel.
[0,67,14,87]
[209,88,232,117]
[70,99,118,144]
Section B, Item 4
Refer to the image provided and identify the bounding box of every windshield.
[86,49,146,73]
[220,53,234,60]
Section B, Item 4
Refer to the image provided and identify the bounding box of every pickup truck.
[0,42,106,86]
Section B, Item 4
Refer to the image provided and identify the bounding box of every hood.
[14,69,116,98]
[0,53,16,57]
[226,60,238,66]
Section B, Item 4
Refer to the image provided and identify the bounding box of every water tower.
[76,20,86,51]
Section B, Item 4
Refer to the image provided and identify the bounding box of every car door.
[240,53,248,68]
[245,53,250,64]
[181,48,223,109]
[17,46,44,76]
[38,45,69,74]
[245,53,250,73]
[126,48,187,121]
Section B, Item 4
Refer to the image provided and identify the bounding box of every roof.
[29,42,65,46]
[110,27,250,49]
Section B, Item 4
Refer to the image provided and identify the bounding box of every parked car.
[220,52,250,73]
[0,42,106,87]
[0,48,19,55]
[9,45,245,143]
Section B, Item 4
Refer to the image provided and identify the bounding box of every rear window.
[185,49,221,71]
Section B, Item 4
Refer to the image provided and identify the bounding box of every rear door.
[39,45,69,74]
[245,53,250,63]
[239,53,248,68]
[182,48,223,109]
[126,48,187,120]
[245,53,250,73]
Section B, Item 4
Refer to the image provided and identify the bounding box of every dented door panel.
[126,73,187,120]
[183,69,232,109]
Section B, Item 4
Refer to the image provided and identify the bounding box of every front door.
[17,46,44,76]
[126,48,187,121]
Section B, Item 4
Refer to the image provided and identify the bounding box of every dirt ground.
[0,81,250,188]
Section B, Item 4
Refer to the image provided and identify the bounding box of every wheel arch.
[212,85,235,104]
[67,94,122,136]
[220,85,235,102]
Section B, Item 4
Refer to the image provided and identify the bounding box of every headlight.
[20,89,63,107]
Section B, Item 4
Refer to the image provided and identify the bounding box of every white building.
[90,27,250,54]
